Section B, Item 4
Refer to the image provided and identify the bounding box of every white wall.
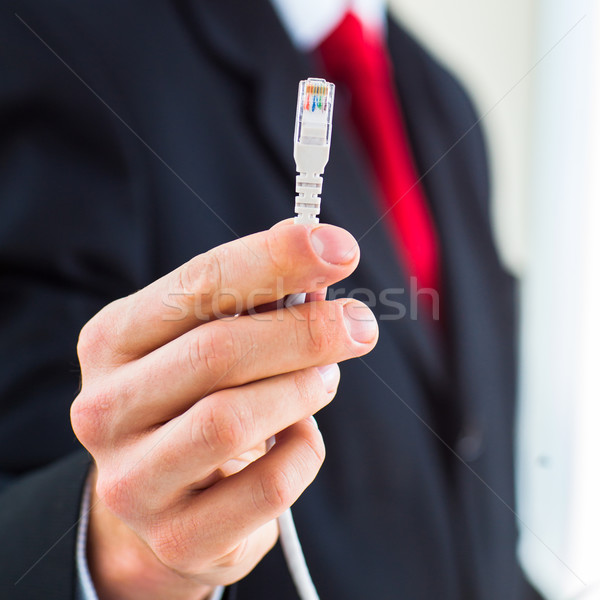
[388,0,537,275]
[517,1,600,597]
[388,2,600,597]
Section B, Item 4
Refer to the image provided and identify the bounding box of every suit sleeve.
[0,451,91,600]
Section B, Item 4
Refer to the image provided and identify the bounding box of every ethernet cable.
[285,77,335,308]
[273,78,335,600]
[292,78,335,225]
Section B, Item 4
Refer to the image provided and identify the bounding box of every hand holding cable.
[70,77,378,600]
[71,227,377,599]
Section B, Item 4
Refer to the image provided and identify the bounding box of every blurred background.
[388,1,600,598]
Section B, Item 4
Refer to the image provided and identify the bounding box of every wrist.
[87,470,214,600]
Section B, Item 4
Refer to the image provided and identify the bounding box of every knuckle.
[178,250,223,298]
[191,395,247,456]
[213,538,250,570]
[291,370,314,412]
[301,309,332,356]
[302,426,327,469]
[187,323,237,379]
[175,259,195,294]
[96,473,134,519]
[76,315,107,365]
[255,467,295,513]
[265,228,296,277]
[77,300,130,367]
[70,389,113,447]
[150,519,194,573]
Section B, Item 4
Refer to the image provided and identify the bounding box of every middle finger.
[112,298,377,434]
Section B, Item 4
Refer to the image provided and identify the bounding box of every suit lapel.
[187,0,305,180]
[324,109,449,392]
[387,15,519,440]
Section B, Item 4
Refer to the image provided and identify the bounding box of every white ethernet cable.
[293,78,335,226]
[272,78,335,600]
[285,77,335,309]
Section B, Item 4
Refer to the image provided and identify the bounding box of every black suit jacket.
[0,1,537,598]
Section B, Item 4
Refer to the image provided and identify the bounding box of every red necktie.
[318,12,440,296]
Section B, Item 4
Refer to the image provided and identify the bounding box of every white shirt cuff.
[75,475,225,600]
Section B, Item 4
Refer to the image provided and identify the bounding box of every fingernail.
[343,302,378,344]
[317,363,340,393]
[310,226,358,265]
[308,415,319,428]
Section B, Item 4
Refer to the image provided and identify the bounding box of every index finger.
[80,223,360,362]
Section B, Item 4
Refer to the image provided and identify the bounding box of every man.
[0,0,537,598]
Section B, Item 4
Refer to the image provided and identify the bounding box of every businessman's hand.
[71,222,378,600]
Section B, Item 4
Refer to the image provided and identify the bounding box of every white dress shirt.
[271,0,385,50]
